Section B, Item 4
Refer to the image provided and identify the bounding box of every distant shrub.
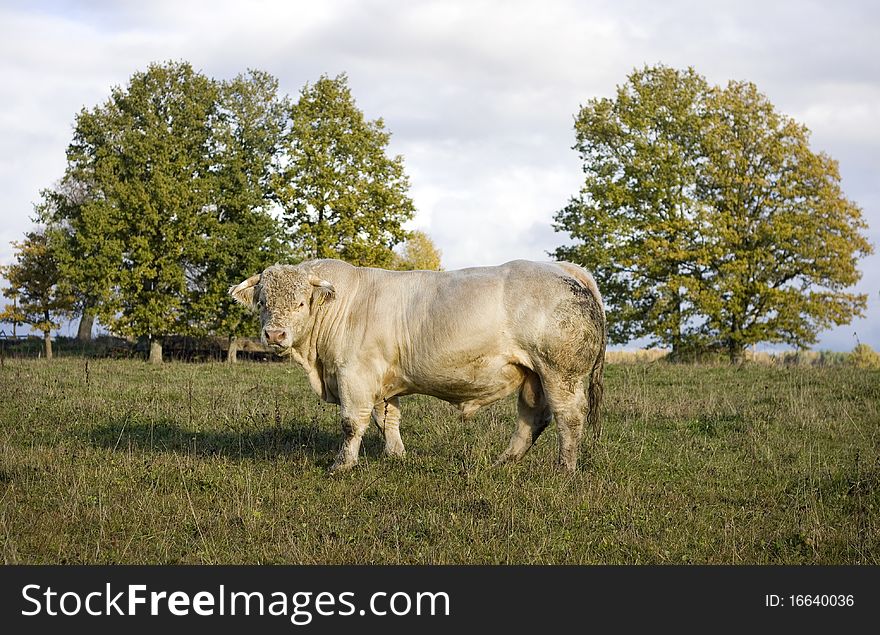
[776,350,846,367]
[849,343,880,370]
[743,350,848,367]
[664,341,729,364]
[604,346,864,367]
[816,350,849,366]
[605,349,669,364]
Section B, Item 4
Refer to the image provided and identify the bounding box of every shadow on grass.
[83,418,371,467]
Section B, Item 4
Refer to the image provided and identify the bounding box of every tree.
[63,61,220,363]
[2,229,74,359]
[696,80,872,360]
[183,70,290,361]
[0,285,25,337]
[553,66,713,352]
[554,65,872,360]
[49,62,290,362]
[276,74,415,267]
[392,230,443,270]
[37,179,114,342]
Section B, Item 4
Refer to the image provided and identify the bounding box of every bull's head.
[229,264,335,353]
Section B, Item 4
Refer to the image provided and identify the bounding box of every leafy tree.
[37,179,115,342]
[276,74,415,267]
[553,66,713,352]
[184,70,290,361]
[392,230,443,270]
[696,80,872,360]
[0,285,25,337]
[49,63,290,362]
[29,65,419,362]
[62,61,220,363]
[554,65,872,360]
[2,229,74,359]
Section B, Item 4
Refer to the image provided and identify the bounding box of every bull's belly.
[399,359,527,415]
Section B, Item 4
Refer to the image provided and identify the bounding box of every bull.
[230,259,606,473]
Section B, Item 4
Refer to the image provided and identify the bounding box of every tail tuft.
[587,333,606,441]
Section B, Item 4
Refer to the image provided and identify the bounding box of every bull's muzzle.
[264,329,288,348]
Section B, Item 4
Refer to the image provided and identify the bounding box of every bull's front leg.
[331,377,376,472]
[330,406,371,473]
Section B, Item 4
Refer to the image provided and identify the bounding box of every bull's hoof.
[492,452,519,468]
[555,460,577,474]
[328,460,357,474]
[383,442,406,458]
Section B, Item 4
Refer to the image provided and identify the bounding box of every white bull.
[230,258,606,472]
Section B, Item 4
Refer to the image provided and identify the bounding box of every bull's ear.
[229,274,261,308]
[308,275,336,307]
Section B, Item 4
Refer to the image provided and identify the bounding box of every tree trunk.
[316,206,324,257]
[728,341,745,364]
[43,330,53,360]
[149,339,163,364]
[672,290,682,357]
[76,310,95,341]
[227,335,239,363]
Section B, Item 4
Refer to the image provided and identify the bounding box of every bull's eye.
[298,302,305,309]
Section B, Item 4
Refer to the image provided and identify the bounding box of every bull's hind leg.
[542,373,589,472]
[495,370,552,465]
[372,396,405,457]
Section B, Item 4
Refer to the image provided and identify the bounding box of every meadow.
[0,357,877,564]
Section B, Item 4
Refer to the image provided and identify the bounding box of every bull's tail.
[556,261,606,441]
[587,326,606,441]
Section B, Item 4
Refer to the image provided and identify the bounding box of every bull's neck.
[292,273,358,373]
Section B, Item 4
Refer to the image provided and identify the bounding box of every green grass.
[1,357,878,564]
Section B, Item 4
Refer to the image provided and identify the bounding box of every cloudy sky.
[1,0,878,349]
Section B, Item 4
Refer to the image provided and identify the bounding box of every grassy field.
[1,357,878,564]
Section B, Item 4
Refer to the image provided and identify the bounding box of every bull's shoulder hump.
[308,259,356,275]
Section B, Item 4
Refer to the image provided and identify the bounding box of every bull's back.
[348,266,519,403]
[347,261,603,398]
[398,267,513,374]
[370,259,602,360]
